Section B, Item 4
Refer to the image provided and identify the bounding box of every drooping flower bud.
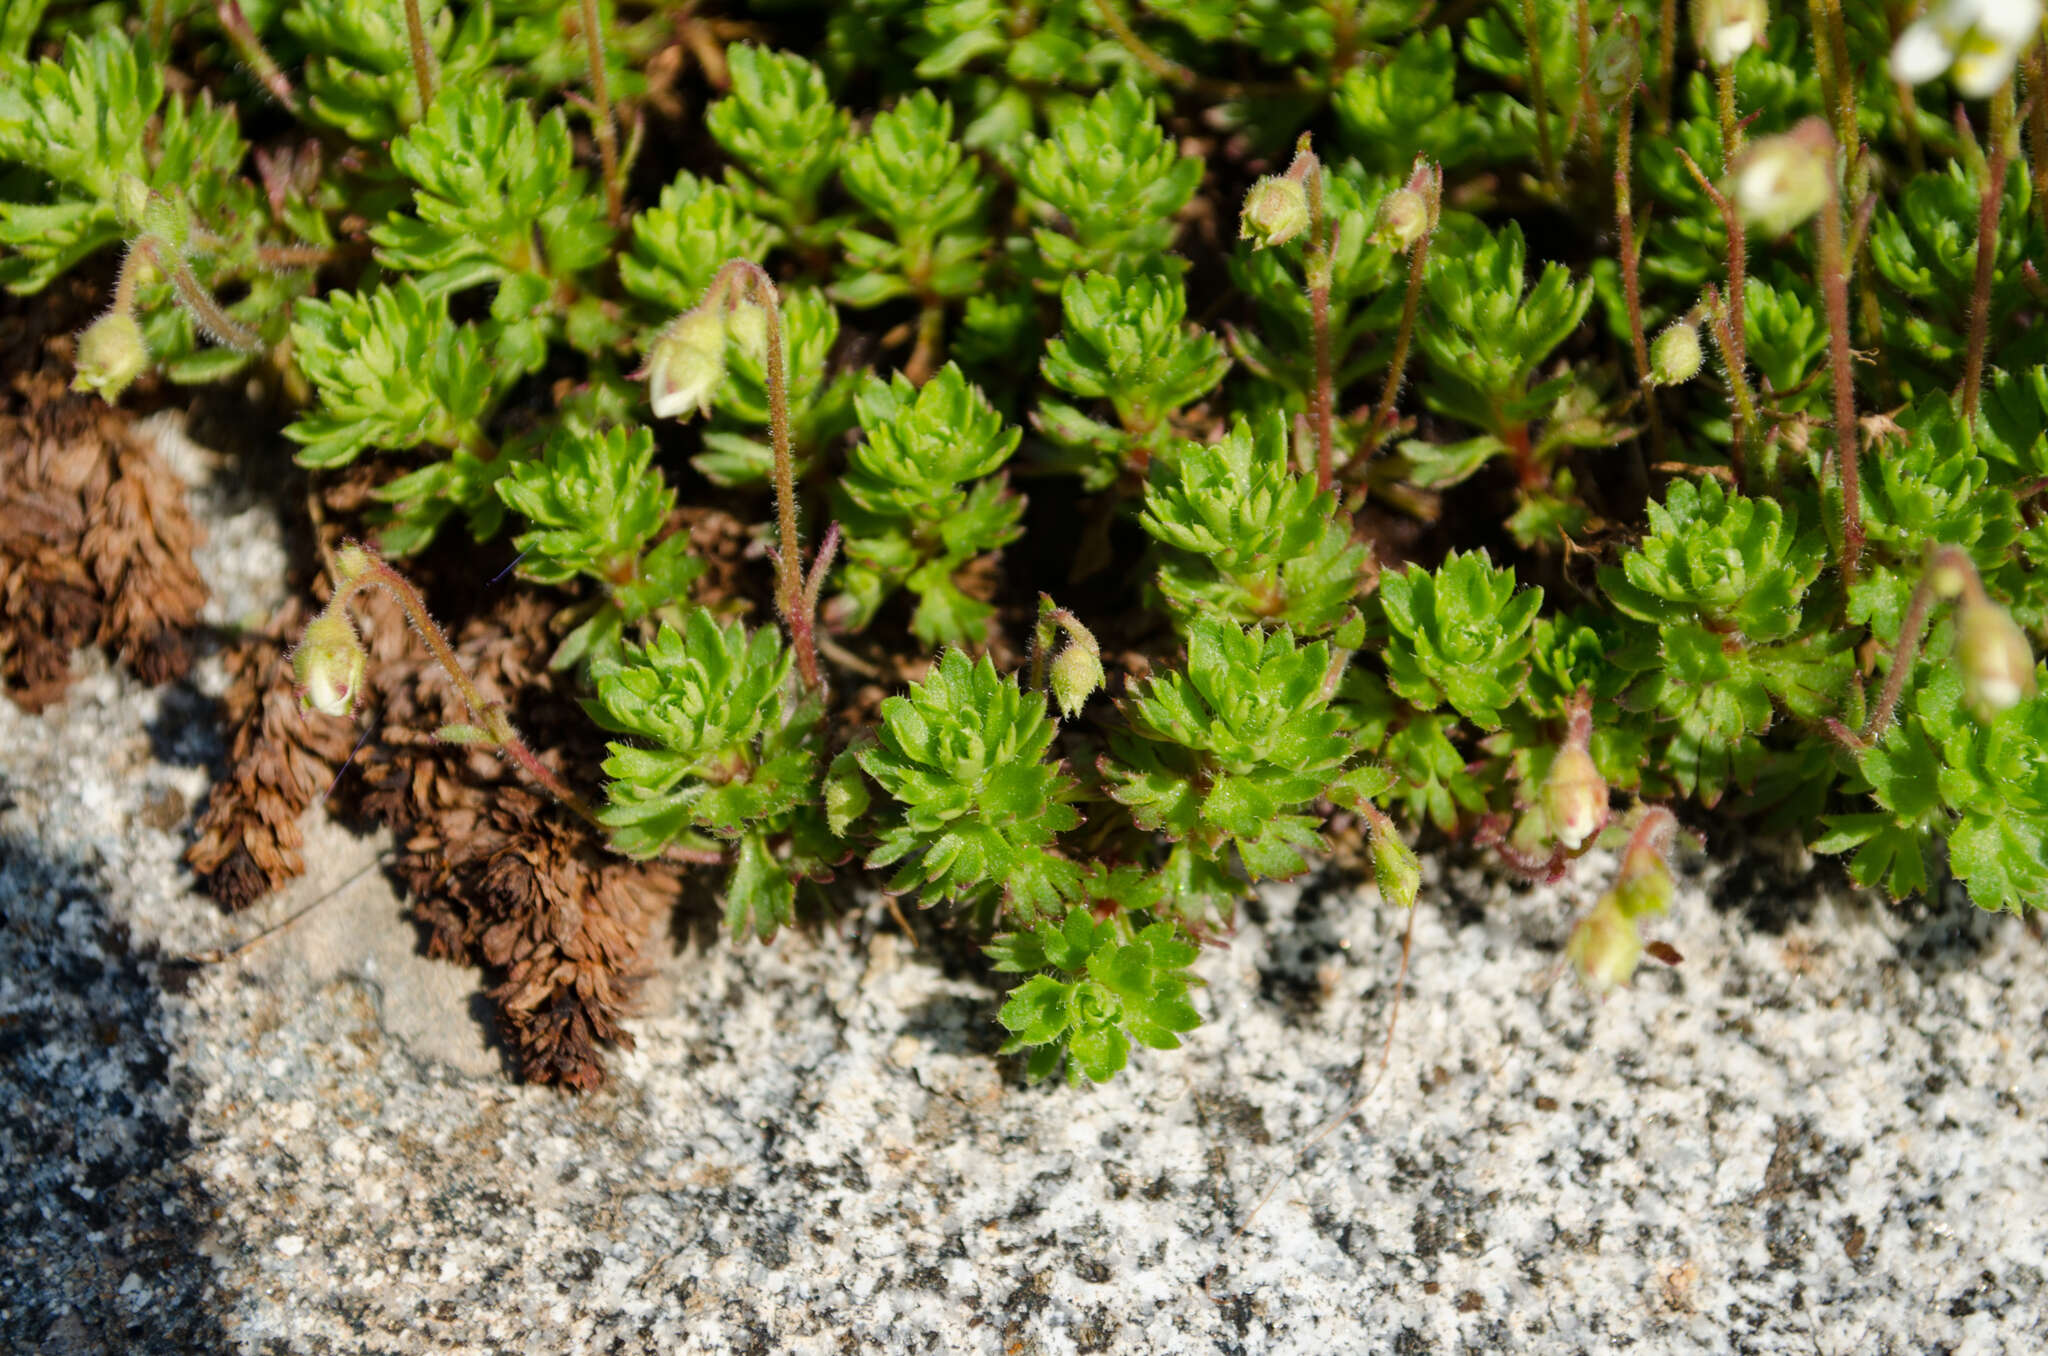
[1542,744,1609,852]
[1612,806,1679,920]
[1956,590,2038,717]
[1374,188,1430,252]
[1693,0,1769,68]
[1891,0,2045,100]
[1567,894,1642,996]
[642,306,730,420]
[727,299,770,367]
[291,609,368,719]
[71,309,152,403]
[1649,321,1704,386]
[1363,806,1421,910]
[1240,175,1310,250]
[1050,639,1105,720]
[1729,120,1834,238]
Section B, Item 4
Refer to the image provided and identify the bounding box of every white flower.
[1891,0,2044,99]
[642,307,730,420]
[1694,0,1770,69]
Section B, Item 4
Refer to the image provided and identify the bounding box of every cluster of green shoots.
[9,0,2048,1084]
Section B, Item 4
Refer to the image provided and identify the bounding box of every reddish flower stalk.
[1961,91,2017,424]
[1368,162,1441,462]
[402,0,437,111]
[579,0,624,227]
[1286,137,1339,493]
[1815,152,1862,589]
[324,542,601,827]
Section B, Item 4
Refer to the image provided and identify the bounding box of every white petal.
[1953,46,2020,96]
[1974,0,2044,43]
[1890,22,1955,83]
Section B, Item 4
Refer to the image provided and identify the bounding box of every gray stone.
[3,423,2045,1353]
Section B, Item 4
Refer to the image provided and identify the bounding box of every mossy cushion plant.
[12,0,2048,1087]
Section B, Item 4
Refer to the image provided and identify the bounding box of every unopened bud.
[1567,895,1642,996]
[72,309,151,403]
[1365,808,1421,910]
[1730,120,1834,238]
[114,174,152,232]
[1542,745,1609,851]
[1649,321,1703,386]
[291,609,367,719]
[1693,0,1769,68]
[1375,188,1429,251]
[435,723,490,744]
[1050,641,1105,720]
[643,306,729,420]
[727,300,769,367]
[1612,807,1678,919]
[1956,592,2037,717]
[1240,175,1310,250]
[332,543,376,585]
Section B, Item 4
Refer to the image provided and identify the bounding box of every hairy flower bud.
[1891,0,2044,100]
[1649,321,1704,386]
[1050,640,1105,720]
[291,609,368,719]
[643,306,729,420]
[1956,591,2037,716]
[1567,895,1642,995]
[71,309,151,403]
[1542,744,1609,851]
[1374,188,1429,251]
[1240,175,1310,250]
[1365,808,1421,910]
[727,299,770,367]
[1730,120,1833,238]
[1693,0,1769,68]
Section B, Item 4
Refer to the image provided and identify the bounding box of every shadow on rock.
[0,832,229,1355]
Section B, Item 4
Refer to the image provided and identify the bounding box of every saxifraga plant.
[9,1,2047,1090]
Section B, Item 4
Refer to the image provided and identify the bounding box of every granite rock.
[3,424,2045,1354]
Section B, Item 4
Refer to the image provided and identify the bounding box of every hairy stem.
[1962,87,2016,424]
[1520,0,1562,194]
[402,0,437,112]
[1615,93,1667,463]
[1809,0,1860,187]
[215,0,301,112]
[1716,64,1741,168]
[1677,150,1750,475]
[580,0,624,227]
[135,236,264,354]
[1293,137,1337,494]
[1816,161,1862,589]
[2031,48,2048,239]
[331,548,602,827]
[1703,285,1757,488]
[1369,165,1440,461]
[1654,0,1675,131]
[709,260,826,692]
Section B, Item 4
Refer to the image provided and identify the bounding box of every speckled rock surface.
[4,424,2046,1354]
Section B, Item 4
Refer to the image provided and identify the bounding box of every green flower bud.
[1050,640,1105,720]
[1567,895,1642,996]
[1956,592,2037,717]
[643,307,729,420]
[1365,808,1421,910]
[1612,807,1678,919]
[114,174,152,232]
[727,300,770,367]
[332,543,376,585]
[1240,175,1310,250]
[1541,744,1609,852]
[1693,0,1769,68]
[1730,120,1834,238]
[1374,188,1429,252]
[71,309,151,403]
[1649,321,1703,386]
[291,609,368,719]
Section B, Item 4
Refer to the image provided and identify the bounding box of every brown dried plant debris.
[186,597,363,908]
[0,365,208,710]
[189,550,678,1088]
